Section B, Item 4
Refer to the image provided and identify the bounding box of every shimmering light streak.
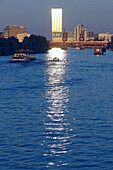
[46,47,66,61]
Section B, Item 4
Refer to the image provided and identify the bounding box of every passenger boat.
[10,53,36,62]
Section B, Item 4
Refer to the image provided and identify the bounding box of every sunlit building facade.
[2,25,27,39]
[51,8,62,32]
[17,33,30,42]
[51,8,62,41]
[0,25,30,42]
[98,32,113,42]
[52,31,75,42]
[52,32,63,42]
[74,25,87,41]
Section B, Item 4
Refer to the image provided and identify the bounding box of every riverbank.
[0,35,49,56]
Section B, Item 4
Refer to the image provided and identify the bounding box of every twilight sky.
[0,0,113,40]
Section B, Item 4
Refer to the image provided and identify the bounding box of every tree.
[0,37,20,55]
[22,35,49,53]
[7,36,20,54]
[0,34,49,56]
[111,36,113,50]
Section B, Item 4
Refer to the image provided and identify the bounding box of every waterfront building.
[17,33,30,42]
[0,25,30,42]
[52,32,63,42]
[52,30,75,42]
[51,8,62,32]
[0,32,4,38]
[74,28,77,41]
[62,29,67,41]
[94,34,99,41]
[51,8,62,41]
[98,32,113,42]
[87,31,94,41]
[66,31,75,42]
[75,25,87,41]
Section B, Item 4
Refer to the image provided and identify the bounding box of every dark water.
[0,48,113,169]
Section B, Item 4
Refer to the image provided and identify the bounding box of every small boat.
[53,57,59,61]
[94,48,106,55]
[10,53,36,62]
[80,46,85,50]
[75,47,80,50]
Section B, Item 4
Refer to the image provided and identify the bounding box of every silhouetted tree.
[22,35,49,53]
[0,34,49,56]
[0,37,20,55]
[0,38,7,55]
[7,36,20,54]
[111,36,113,50]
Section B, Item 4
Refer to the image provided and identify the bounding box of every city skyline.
[0,0,113,40]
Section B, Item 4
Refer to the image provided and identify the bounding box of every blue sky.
[0,0,113,40]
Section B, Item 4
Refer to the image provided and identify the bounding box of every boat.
[80,46,85,50]
[75,47,80,50]
[53,57,59,61]
[94,48,106,55]
[75,46,85,50]
[10,53,36,62]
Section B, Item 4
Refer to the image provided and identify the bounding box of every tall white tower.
[51,8,62,33]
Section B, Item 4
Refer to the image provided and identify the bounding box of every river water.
[0,48,113,169]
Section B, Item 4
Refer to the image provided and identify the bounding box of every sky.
[0,0,113,40]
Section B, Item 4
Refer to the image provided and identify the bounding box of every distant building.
[0,25,30,42]
[94,34,99,41]
[74,25,87,41]
[17,33,30,42]
[79,31,84,41]
[98,32,113,42]
[51,8,88,42]
[52,30,75,42]
[52,32,63,42]
[62,29,67,41]
[87,31,94,41]
[0,32,4,38]
[51,8,62,32]
[51,8,63,41]
[66,31,75,42]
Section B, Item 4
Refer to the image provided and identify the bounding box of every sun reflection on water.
[42,48,75,167]
[46,47,67,61]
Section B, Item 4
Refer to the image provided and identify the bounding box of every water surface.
[0,48,113,169]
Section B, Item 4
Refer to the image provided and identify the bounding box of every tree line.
[0,35,49,56]
[111,36,113,50]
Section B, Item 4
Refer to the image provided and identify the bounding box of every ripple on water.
[0,50,113,169]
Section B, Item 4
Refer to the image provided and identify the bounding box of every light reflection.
[47,47,66,61]
[43,48,72,167]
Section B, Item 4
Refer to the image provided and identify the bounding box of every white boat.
[10,53,36,62]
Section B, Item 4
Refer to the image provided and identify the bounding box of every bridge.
[49,41,109,49]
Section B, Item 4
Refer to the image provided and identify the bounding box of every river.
[0,48,113,169]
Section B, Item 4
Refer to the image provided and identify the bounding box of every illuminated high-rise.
[51,8,62,33]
